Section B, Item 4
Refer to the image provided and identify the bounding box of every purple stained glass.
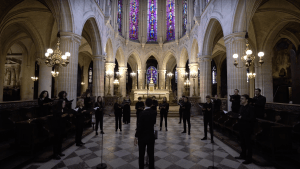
[117,0,123,35]
[166,0,175,41]
[129,0,139,40]
[147,0,157,42]
[147,66,158,84]
[182,0,187,35]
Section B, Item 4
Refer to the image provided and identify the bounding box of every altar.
[132,89,170,101]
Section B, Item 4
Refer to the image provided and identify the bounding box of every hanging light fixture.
[51,69,59,77]
[31,76,38,81]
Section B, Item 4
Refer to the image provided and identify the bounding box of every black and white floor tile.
[23,116,275,169]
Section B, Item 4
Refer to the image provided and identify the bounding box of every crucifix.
[149,67,154,84]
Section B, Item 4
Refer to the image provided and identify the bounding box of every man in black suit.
[230,89,241,113]
[252,88,266,119]
[235,94,255,164]
[201,95,214,143]
[135,97,145,129]
[134,98,156,169]
[181,97,191,135]
[213,95,221,113]
[151,96,158,125]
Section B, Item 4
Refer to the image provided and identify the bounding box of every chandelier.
[247,72,256,79]
[31,76,38,81]
[45,32,71,67]
[51,70,59,77]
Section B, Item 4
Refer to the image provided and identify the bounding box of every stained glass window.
[147,0,157,42]
[182,0,187,35]
[212,66,217,84]
[166,0,175,41]
[117,0,123,35]
[89,68,93,83]
[129,0,139,40]
[147,66,158,84]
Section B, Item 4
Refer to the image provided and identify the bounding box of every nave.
[24,116,271,169]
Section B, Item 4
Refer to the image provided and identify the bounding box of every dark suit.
[151,100,158,124]
[203,102,213,140]
[135,108,156,169]
[95,102,104,132]
[74,107,86,144]
[182,101,191,133]
[239,104,255,161]
[159,102,169,128]
[230,94,241,113]
[122,99,131,124]
[114,103,122,130]
[253,95,266,119]
[178,99,184,123]
[84,97,92,110]
[135,101,145,128]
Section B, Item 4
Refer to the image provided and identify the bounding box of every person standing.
[114,98,123,131]
[151,96,158,125]
[38,90,53,116]
[230,89,241,113]
[159,97,169,131]
[201,95,214,143]
[74,100,87,146]
[252,88,266,119]
[178,96,184,124]
[181,97,191,135]
[84,92,92,110]
[58,91,73,109]
[235,94,255,164]
[135,97,145,129]
[134,98,156,169]
[52,99,66,160]
[122,95,131,124]
[213,95,222,113]
[95,96,104,135]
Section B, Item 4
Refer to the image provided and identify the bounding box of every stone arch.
[105,38,114,62]
[143,51,161,69]
[60,0,74,32]
[190,39,199,63]
[178,47,188,68]
[201,18,224,56]
[162,51,177,70]
[126,51,142,70]
[115,47,126,67]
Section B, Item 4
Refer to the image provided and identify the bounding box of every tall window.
[212,66,217,84]
[117,0,123,35]
[182,0,187,35]
[129,0,139,40]
[166,0,175,41]
[147,0,157,42]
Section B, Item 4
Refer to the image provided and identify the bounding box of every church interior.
[0,0,300,168]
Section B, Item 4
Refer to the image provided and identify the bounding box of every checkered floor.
[24,116,275,169]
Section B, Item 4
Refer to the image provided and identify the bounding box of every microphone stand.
[208,99,218,169]
[97,132,107,169]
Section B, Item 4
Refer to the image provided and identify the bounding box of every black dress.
[114,102,122,130]
[84,97,92,110]
[122,99,131,124]
[159,102,169,128]
[38,97,53,117]
[182,101,191,134]
[252,95,266,119]
[230,94,241,113]
[53,108,64,156]
[203,102,213,140]
[95,101,104,132]
[74,107,86,144]
[135,101,145,127]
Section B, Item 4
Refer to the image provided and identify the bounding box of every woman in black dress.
[38,90,53,116]
[84,92,92,110]
[122,95,131,124]
[95,96,104,135]
[74,99,87,146]
[53,99,66,160]
[114,98,123,132]
[58,91,73,109]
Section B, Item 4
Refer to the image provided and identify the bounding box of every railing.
[0,100,38,110]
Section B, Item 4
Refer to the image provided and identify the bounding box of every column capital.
[224,32,246,45]
[118,66,127,72]
[176,67,186,74]
[197,55,211,62]
[158,70,166,73]
[60,32,82,44]
[105,62,115,70]
[188,63,198,69]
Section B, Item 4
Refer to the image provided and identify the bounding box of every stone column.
[38,59,52,98]
[224,32,248,110]
[189,63,198,97]
[105,62,115,96]
[93,55,106,97]
[119,66,127,97]
[138,70,145,89]
[57,32,81,108]
[0,52,6,102]
[158,70,166,89]
[176,67,186,101]
[198,55,211,102]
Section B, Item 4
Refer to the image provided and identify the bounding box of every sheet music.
[74,108,79,111]
[94,107,99,110]
[223,110,228,114]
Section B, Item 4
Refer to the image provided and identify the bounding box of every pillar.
[119,66,127,97]
[57,32,81,108]
[224,32,248,110]
[20,54,34,100]
[93,55,105,97]
[176,67,185,100]
[189,63,198,97]
[138,70,145,89]
[158,70,166,90]
[198,55,211,102]
[105,62,115,96]
[0,51,6,102]
[38,59,52,98]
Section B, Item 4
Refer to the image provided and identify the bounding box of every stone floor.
[23,116,276,169]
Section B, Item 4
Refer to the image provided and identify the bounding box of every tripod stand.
[97,132,107,169]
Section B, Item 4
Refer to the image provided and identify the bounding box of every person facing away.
[201,95,214,143]
[52,99,66,160]
[95,96,104,135]
[178,96,185,124]
[135,97,145,129]
[84,92,92,110]
[38,90,53,116]
[235,94,255,165]
[151,96,158,124]
[122,95,131,124]
[181,97,191,135]
[114,98,123,132]
[74,99,87,146]
[252,88,266,119]
[213,95,222,113]
[134,98,156,169]
[58,91,73,109]
[230,89,241,113]
[159,97,169,131]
